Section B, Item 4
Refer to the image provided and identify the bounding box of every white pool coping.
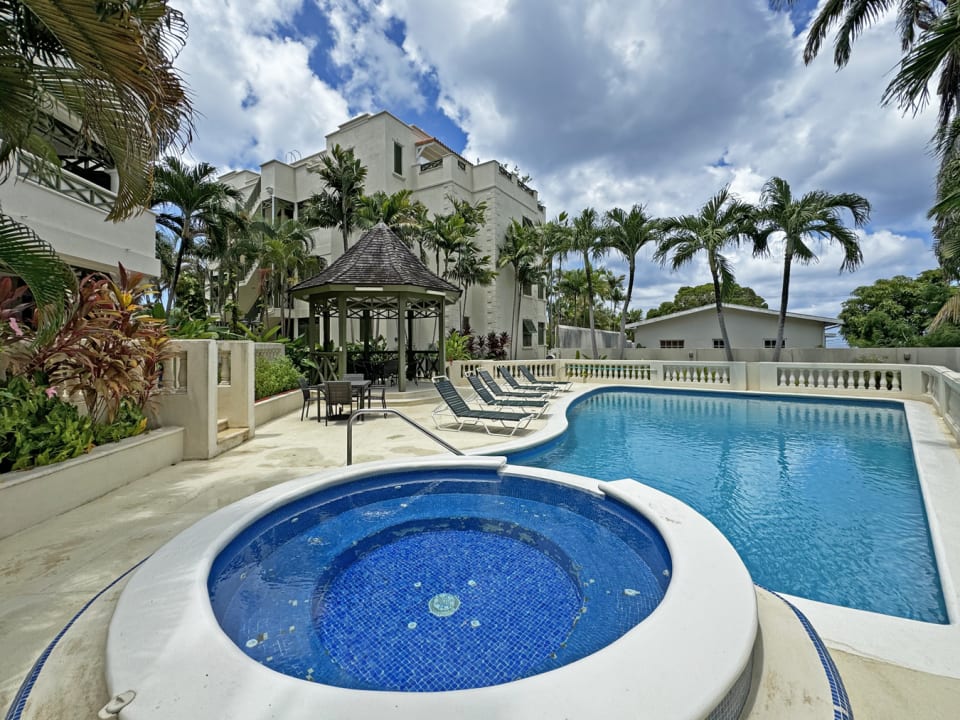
[475,385,960,678]
[106,455,758,720]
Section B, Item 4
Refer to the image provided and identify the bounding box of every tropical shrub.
[1,265,170,423]
[91,400,148,446]
[255,355,302,400]
[0,377,94,473]
[445,330,472,361]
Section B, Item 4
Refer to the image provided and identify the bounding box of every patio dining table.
[312,379,371,422]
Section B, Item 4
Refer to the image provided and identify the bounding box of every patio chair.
[322,381,356,425]
[297,376,314,421]
[466,374,549,418]
[432,377,535,435]
[499,367,559,397]
[519,365,572,392]
[382,358,399,386]
[477,369,549,399]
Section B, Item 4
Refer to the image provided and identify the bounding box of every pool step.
[216,417,228,433]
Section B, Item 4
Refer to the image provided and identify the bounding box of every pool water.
[209,471,671,691]
[508,388,947,623]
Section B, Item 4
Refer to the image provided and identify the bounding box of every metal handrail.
[346,408,463,465]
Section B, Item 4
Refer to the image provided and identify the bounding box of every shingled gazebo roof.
[290,222,460,299]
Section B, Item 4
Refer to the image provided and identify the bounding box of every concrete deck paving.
[2,394,959,718]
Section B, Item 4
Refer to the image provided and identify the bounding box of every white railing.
[17,153,115,211]
[445,359,959,443]
[921,366,960,442]
[158,350,188,394]
[774,365,902,394]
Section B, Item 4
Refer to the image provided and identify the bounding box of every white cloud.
[173,0,943,317]
[174,1,350,168]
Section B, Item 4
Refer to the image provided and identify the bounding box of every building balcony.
[0,154,158,275]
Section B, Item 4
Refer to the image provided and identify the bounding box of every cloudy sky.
[171,0,939,326]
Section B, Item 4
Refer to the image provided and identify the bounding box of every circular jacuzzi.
[106,457,757,719]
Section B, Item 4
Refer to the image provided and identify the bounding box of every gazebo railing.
[308,350,440,384]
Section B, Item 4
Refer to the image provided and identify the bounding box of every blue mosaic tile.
[209,470,671,691]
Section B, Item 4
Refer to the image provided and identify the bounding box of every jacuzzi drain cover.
[428,593,460,617]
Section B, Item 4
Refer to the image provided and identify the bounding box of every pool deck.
[2,386,960,719]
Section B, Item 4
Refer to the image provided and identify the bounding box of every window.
[522,216,534,227]
[537,322,546,346]
[522,282,533,296]
[660,339,684,349]
[764,338,785,348]
[393,141,403,175]
[713,339,725,349]
[537,284,545,300]
[522,319,537,348]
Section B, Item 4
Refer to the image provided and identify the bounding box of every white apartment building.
[220,111,548,358]
[0,116,158,278]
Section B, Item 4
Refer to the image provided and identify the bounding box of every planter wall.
[0,427,184,540]
[254,389,303,426]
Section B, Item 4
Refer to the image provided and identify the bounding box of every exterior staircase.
[216,418,249,453]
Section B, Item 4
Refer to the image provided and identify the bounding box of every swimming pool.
[507,388,948,623]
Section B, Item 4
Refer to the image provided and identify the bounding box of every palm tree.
[357,189,419,239]
[539,213,573,352]
[755,177,871,361]
[255,219,316,338]
[570,208,607,358]
[604,205,664,359]
[305,144,367,254]
[152,157,241,315]
[0,0,192,327]
[448,240,496,329]
[557,268,590,327]
[498,220,542,359]
[774,1,959,136]
[654,187,756,362]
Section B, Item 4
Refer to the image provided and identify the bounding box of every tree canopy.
[646,282,768,319]
[839,269,960,346]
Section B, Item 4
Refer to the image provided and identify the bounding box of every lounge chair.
[519,365,572,392]
[432,376,535,435]
[498,367,559,397]
[466,374,549,418]
[477,369,548,399]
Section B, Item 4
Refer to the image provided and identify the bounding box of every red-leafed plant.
[2,265,171,424]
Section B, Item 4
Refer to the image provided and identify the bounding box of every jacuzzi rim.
[106,455,758,720]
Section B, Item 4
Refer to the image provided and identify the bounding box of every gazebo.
[289,223,461,392]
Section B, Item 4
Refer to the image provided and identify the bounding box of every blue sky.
[173,0,939,322]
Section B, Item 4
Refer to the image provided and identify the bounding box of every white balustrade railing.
[158,351,188,394]
[775,365,902,393]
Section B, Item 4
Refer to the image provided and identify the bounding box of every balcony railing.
[419,159,443,173]
[16,154,115,212]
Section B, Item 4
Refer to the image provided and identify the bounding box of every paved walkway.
[2,397,959,718]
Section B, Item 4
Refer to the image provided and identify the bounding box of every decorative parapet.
[497,164,513,179]
[419,159,443,173]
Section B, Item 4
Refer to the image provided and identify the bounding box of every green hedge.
[255,355,302,400]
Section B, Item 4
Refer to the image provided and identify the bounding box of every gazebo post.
[437,300,446,377]
[397,295,407,393]
[337,295,347,378]
[322,310,331,352]
[307,299,317,351]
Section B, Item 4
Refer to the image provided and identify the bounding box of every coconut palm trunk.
[773,248,794,362]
